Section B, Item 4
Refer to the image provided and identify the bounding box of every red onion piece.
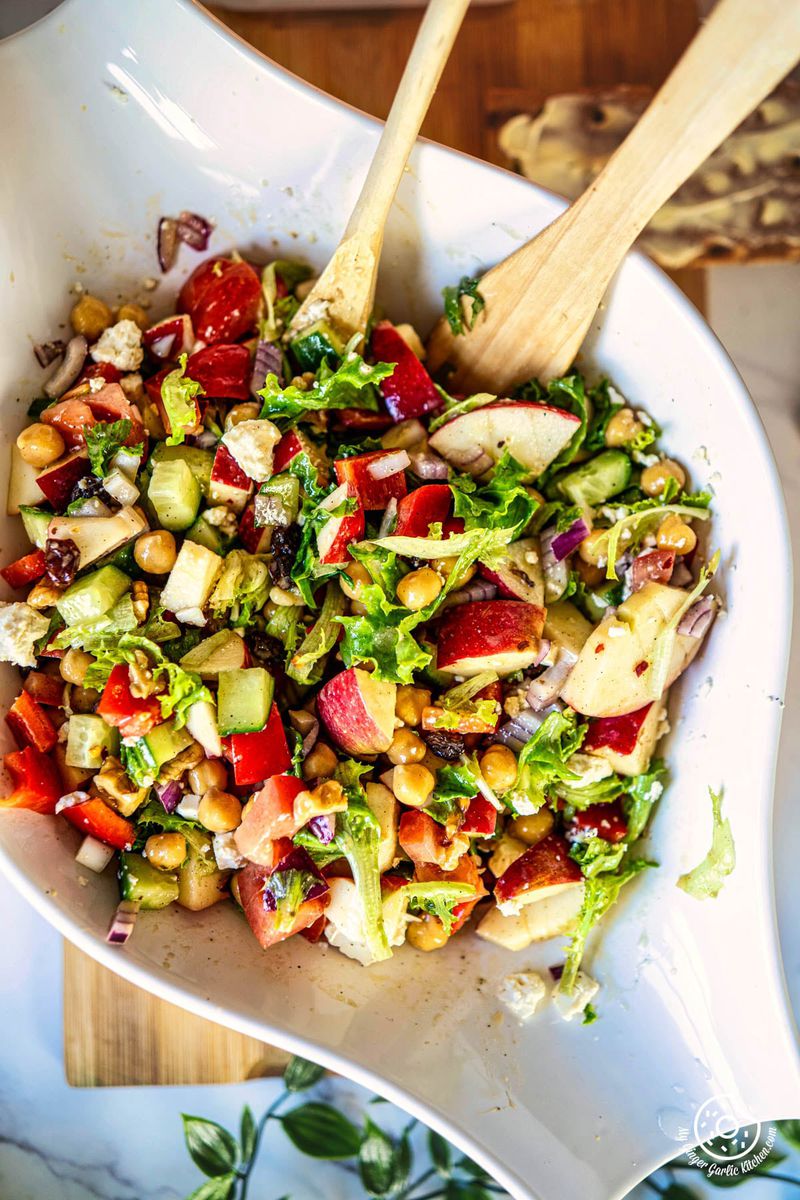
[378,496,398,539]
[443,579,498,609]
[155,779,182,814]
[44,334,87,399]
[55,790,90,814]
[367,450,410,480]
[107,899,140,946]
[496,708,547,750]
[251,339,283,397]
[550,518,590,562]
[157,217,179,273]
[308,814,336,844]
[34,339,66,368]
[263,847,329,909]
[192,430,219,450]
[408,450,449,480]
[678,595,716,639]
[540,529,570,603]
[527,653,576,710]
[176,211,212,250]
[454,446,494,475]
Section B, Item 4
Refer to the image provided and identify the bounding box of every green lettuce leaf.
[569,835,627,878]
[258,341,394,427]
[561,857,653,993]
[584,380,623,453]
[449,451,539,533]
[332,760,389,962]
[677,787,735,899]
[161,353,204,447]
[596,493,712,580]
[442,276,485,336]
[260,259,310,343]
[287,582,346,686]
[403,881,476,935]
[208,550,271,627]
[134,799,211,865]
[85,419,142,479]
[82,633,211,727]
[504,709,586,815]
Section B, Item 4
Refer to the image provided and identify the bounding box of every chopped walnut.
[157,739,205,783]
[92,755,148,817]
[127,649,162,698]
[131,580,149,623]
[28,579,65,609]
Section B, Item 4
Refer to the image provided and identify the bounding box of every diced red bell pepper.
[631,549,675,592]
[582,703,653,757]
[415,853,488,933]
[460,795,497,837]
[238,859,329,949]
[422,680,502,736]
[333,408,393,433]
[6,690,58,753]
[62,797,135,850]
[234,773,307,863]
[23,671,66,708]
[394,484,453,538]
[1,550,46,590]
[1,746,62,814]
[398,810,467,870]
[370,321,442,422]
[76,361,123,387]
[569,800,628,844]
[183,343,252,400]
[223,703,292,787]
[97,664,163,739]
[494,833,581,909]
[178,256,263,344]
[334,451,408,510]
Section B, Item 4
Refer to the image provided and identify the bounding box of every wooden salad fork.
[426,0,800,393]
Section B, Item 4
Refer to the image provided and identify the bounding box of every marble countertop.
[1,264,799,1200]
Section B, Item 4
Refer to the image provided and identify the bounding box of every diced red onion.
[408,450,449,479]
[678,595,716,639]
[496,707,549,750]
[176,211,213,250]
[157,217,179,273]
[378,496,398,539]
[540,528,570,602]
[443,579,498,609]
[34,339,66,368]
[44,335,87,399]
[107,899,140,945]
[55,790,89,814]
[672,561,693,587]
[149,333,176,358]
[367,450,410,480]
[550,518,590,562]
[155,779,182,814]
[251,339,283,397]
[263,847,329,909]
[527,653,577,710]
[75,835,115,874]
[192,430,219,450]
[308,814,336,844]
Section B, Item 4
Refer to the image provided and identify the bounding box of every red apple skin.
[399,810,463,869]
[415,853,487,932]
[36,451,90,510]
[238,856,329,949]
[272,430,303,473]
[582,704,653,756]
[142,314,194,360]
[478,565,517,599]
[239,500,272,554]
[235,775,307,864]
[394,484,452,538]
[494,833,582,907]
[429,400,580,478]
[317,667,395,755]
[370,321,442,422]
[461,795,497,837]
[334,408,393,433]
[437,600,545,675]
[568,801,628,844]
[317,484,365,566]
[334,451,408,510]
[211,443,252,490]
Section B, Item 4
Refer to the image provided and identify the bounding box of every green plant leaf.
[445,1182,490,1200]
[283,1054,325,1092]
[181,1115,239,1178]
[661,1185,702,1200]
[454,1155,492,1179]
[281,1102,362,1159]
[358,1117,404,1196]
[239,1105,257,1162]
[186,1176,237,1200]
[777,1119,800,1148]
[428,1130,453,1177]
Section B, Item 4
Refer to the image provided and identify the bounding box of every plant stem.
[401,1167,436,1197]
[239,1089,290,1200]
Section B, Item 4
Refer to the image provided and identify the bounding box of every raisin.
[269,524,301,588]
[44,537,80,587]
[248,633,286,671]
[420,728,465,761]
[69,474,111,507]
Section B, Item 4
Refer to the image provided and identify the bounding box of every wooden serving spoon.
[289,0,470,346]
[426,0,800,393]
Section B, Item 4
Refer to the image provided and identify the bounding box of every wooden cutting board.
[65,0,705,1087]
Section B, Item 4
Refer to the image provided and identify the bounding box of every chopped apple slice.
[583,698,667,776]
[429,401,580,479]
[316,483,364,566]
[477,882,585,949]
[208,444,253,512]
[317,667,396,755]
[543,600,594,659]
[7,446,45,514]
[365,782,399,873]
[36,450,89,509]
[479,538,544,606]
[48,506,147,569]
[560,582,715,717]
[437,599,545,677]
[494,833,582,916]
[160,541,223,618]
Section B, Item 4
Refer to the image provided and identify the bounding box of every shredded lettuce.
[332,760,390,962]
[85,419,142,479]
[403,881,476,934]
[677,787,735,899]
[208,550,271,627]
[622,761,667,841]
[425,760,480,829]
[595,494,712,580]
[449,451,539,533]
[82,633,211,728]
[287,582,346,686]
[161,353,204,447]
[504,710,586,816]
[442,276,485,336]
[561,857,653,993]
[265,603,303,659]
[430,672,500,731]
[428,390,496,435]
[569,836,627,878]
[53,594,138,648]
[258,340,394,427]
[260,259,310,342]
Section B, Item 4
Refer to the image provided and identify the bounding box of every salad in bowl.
[0,235,717,1017]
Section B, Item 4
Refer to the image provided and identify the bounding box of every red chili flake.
[595,643,605,654]
[635,660,649,677]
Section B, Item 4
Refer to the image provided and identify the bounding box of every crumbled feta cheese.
[324,877,408,966]
[176,794,201,820]
[565,753,613,785]
[173,606,207,627]
[498,971,548,1021]
[0,602,49,667]
[204,506,239,537]
[552,970,600,1021]
[90,319,143,371]
[222,419,282,483]
[213,832,247,870]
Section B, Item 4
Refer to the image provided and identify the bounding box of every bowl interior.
[0,3,798,1197]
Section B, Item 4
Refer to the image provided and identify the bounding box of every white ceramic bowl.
[1,3,798,1196]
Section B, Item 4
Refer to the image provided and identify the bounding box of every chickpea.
[198,787,242,833]
[70,685,100,713]
[397,567,442,612]
[395,685,431,728]
[578,529,608,566]
[303,742,338,781]
[134,530,177,575]
[431,557,477,587]
[407,914,449,952]
[16,423,65,469]
[574,556,605,588]
[641,458,687,498]
[605,406,644,448]
[339,562,372,601]
[392,763,435,808]
[224,401,261,431]
[145,832,187,871]
[387,728,426,766]
[187,758,229,794]
[60,648,93,686]
[479,744,518,791]
[116,302,149,331]
[509,809,554,846]
[70,293,113,340]
[656,513,697,555]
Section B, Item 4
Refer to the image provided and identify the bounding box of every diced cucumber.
[66,714,119,770]
[555,450,632,509]
[146,442,214,498]
[217,668,274,735]
[160,542,222,616]
[184,514,232,555]
[19,506,51,550]
[289,320,344,372]
[122,719,194,786]
[148,458,201,532]
[575,579,624,623]
[119,852,180,910]
[257,473,300,526]
[179,629,247,678]
[57,565,131,626]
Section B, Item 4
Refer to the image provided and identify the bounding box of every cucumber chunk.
[184,514,233,555]
[555,450,632,508]
[119,852,180,910]
[148,458,201,532]
[289,320,344,372]
[146,443,214,498]
[65,714,119,770]
[257,473,300,527]
[57,564,131,626]
[122,719,194,786]
[19,506,51,550]
[217,667,275,735]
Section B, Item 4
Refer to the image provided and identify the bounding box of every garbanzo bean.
[391,763,435,808]
[397,567,442,611]
[198,788,242,833]
[70,294,112,340]
[395,685,431,727]
[187,758,229,794]
[605,407,644,447]
[339,562,372,601]
[16,423,64,469]
[134,530,177,575]
[479,744,518,791]
[657,513,697,555]
[641,458,686,498]
[509,809,554,846]
[406,915,449,952]
[387,728,426,766]
[116,302,149,331]
[145,832,187,871]
[60,648,93,687]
